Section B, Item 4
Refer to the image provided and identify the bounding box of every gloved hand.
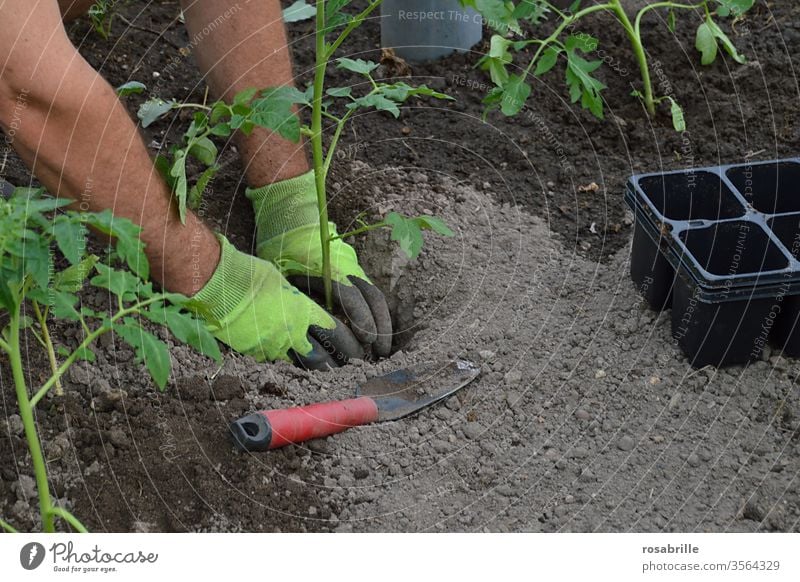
[194,235,363,370]
[246,170,392,357]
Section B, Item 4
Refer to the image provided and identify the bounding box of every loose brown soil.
[1,1,799,532]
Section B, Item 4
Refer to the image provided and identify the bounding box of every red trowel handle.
[229,397,379,451]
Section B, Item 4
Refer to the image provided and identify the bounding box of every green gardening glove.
[194,235,363,370]
[246,171,393,357]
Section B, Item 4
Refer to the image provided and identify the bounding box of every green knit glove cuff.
[193,234,255,323]
[245,170,319,248]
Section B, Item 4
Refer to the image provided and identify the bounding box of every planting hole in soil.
[727,161,800,214]
[678,221,788,277]
[636,171,745,221]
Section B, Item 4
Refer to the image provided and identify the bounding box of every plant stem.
[32,301,63,397]
[7,310,55,532]
[0,517,18,533]
[330,221,388,242]
[609,0,656,116]
[48,507,88,533]
[312,0,334,311]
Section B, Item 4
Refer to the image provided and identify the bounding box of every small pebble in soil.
[504,370,523,385]
[594,369,607,379]
[12,475,36,500]
[6,414,24,436]
[462,422,483,440]
[687,453,701,467]
[617,436,635,452]
[574,409,592,421]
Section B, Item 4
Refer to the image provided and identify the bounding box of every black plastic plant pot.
[630,215,676,311]
[671,272,780,367]
[625,158,800,367]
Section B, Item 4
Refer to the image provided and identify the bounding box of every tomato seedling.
[135,1,455,312]
[468,0,754,129]
[0,187,221,533]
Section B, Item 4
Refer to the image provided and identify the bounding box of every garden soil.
[1,1,799,532]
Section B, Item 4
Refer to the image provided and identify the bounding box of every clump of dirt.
[2,163,798,532]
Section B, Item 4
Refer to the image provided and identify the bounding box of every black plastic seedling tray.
[625,158,800,367]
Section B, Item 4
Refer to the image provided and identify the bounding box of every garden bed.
[1,1,799,532]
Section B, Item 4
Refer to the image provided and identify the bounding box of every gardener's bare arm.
[0,0,219,296]
[179,0,309,186]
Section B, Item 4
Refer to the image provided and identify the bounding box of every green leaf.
[385,212,424,259]
[187,165,218,210]
[90,262,140,299]
[478,35,514,86]
[23,235,52,291]
[51,291,81,321]
[347,94,401,118]
[115,319,171,390]
[232,87,258,106]
[188,136,218,166]
[715,0,754,18]
[667,8,676,32]
[706,18,747,64]
[667,97,686,132]
[500,74,531,116]
[413,216,455,237]
[170,150,189,224]
[327,87,353,98]
[54,255,98,292]
[283,0,316,23]
[325,0,353,30]
[74,346,96,362]
[249,87,302,142]
[565,50,605,119]
[534,46,562,76]
[336,58,379,76]
[695,21,718,65]
[138,99,176,128]
[116,81,146,97]
[565,34,598,53]
[145,305,221,363]
[83,211,149,279]
[53,217,86,265]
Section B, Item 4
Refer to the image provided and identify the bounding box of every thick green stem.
[312,0,334,311]
[6,311,55,532]
[609,0,656,116]
[32,302,62,397]
[0,517,18,533]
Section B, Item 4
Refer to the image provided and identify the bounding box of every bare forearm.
[180,0,308,186]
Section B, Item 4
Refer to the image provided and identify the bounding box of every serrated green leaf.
[116,81,146,97]
[413,216,455,237]
[283,0,316,23]
[347,94,401,118]
[535,46,561,76]
[51,291,81,321]
[74,346,96,362]
[479,35,513,86]
[336,58,379,76]
[232,87,258,106]
[149,306,222,362]
[327,87,353,98]
[53,217,85,265]
[249,87,302,142]
[715,0,754,17]
[138,98,176,128]
[54,255,98,292]
[91,262,140,299]
[500,74,531,116]
[385,212,424,259]
[115,319,171,390]
[83,211,149,279]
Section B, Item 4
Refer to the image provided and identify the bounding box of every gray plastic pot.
[380,0,482,63]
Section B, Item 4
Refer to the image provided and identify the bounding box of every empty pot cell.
[630,220,676,310]
[768,214,800,259]
[726,161,800,214]
[671,275,780,367]
[637,171,744,220]
[679,221,788,277]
